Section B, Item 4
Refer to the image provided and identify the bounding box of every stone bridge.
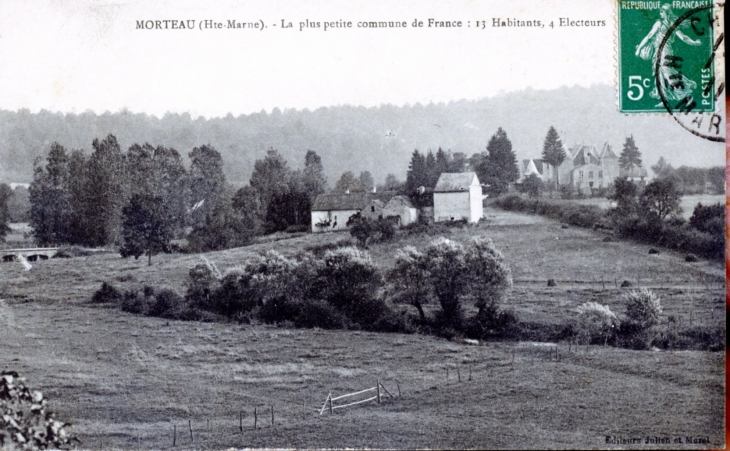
[1,247,59,263]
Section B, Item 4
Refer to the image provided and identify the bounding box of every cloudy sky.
[0,0,617,117]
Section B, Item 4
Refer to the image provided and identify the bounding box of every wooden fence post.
[376,379,381,404]
[396,379,401,397]
[254,407,258,429]
[173,425,176,447]
[329,395,333,415]
[457,366,461,382]
[239,410,243,432]
[271,405,274,426]
[188,420,193,442]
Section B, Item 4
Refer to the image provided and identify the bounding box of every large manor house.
[518,143,647,194]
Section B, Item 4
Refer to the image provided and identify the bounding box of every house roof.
[433,172,479,192]
[385,195,415,209]
[311,192,397,211]
[597,143,618,159]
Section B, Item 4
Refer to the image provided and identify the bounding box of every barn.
[310,192,417,232]
[433,172,483,223]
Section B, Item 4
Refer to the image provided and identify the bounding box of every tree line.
[28,135,329,262]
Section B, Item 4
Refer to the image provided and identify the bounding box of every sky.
[0,0,617,117]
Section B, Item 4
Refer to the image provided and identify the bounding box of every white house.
[310,191,416,232]
[433,172,483,223]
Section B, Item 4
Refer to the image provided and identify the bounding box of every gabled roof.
[385,195,415,209]
[434,172,479,192]
[311,192,397,211]
[597,143,618,159]
[571,145,600,166]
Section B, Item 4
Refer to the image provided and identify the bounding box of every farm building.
[310,191,416,232]
[433,172,483,223]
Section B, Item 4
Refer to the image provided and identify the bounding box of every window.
[598,170,603,178]
[371,206,375,212]
[588,171,593,178]
[579,171,584,180]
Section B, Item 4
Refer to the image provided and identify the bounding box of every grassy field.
[0,208,724,449]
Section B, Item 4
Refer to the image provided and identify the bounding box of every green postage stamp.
[617,0,718,114]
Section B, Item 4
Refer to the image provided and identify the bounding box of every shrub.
[303,238,354,257]
[293,299,348,329]
[91,282,122,304]
[185,262,221,311]
[547,279,557,287]
[148,289,185,318]
[313,247,381,311]
[573,302,619,345]
[423,238,469,329]
[120,287,150,314]
[0,371,78,450]
[624,288,662,330]
[387,246,432,321]
[689,203,724,235]
[465,301,519,340]
[685,254,698,262]
[466,237,513,307]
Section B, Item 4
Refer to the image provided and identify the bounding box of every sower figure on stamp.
[634,4,701,105]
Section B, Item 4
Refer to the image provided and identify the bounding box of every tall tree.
[189,144,226,228]
[359,171,374,192]
[641,178,682,221]
[405,150,428,195]
[66,150,90,245]
[448,152,468,173]
[29,143,72,245]
[119,194,173,266]
[85,135,128,246]
[249,148,290,216]
[302,150,328,203]
[478,128,520,196]
[334,171,363,193]
[0,183,11,242]
[425,151,438,187]
[381,173,403,192]
[127,143,187,231]
[618,135,642,171]
[541,126,567,187]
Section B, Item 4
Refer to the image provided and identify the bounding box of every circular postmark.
[655,3,724,142]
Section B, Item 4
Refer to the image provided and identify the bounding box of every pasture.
[0,208,724,449]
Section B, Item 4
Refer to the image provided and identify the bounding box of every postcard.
[0,0,725,449]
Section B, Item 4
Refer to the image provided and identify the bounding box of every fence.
[319,379,397,415]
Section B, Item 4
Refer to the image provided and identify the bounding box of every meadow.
[0,208,724,449]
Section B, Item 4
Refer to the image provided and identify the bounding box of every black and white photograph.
[0,0,725,449]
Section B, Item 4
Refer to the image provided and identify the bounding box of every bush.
[303,238,355,257]
[293,299,348,329]
[465,301,519,340]
[0,371,78,450]
[148,289,185,318]
[573,302,619,345]
[624,288,662,330]
[689,203,724,235]
[685,254,698,262]
[91,282,122,304]
[313,247,381,311]
[120,287,150,314]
